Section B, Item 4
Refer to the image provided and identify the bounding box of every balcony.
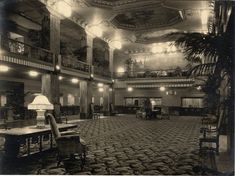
[0,35,112,81]
[0,35,54,69]
[114,69,189,80]
[61,56,90,73]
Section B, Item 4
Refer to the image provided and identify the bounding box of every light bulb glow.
[59,76,63,80]
[117,67,125,73]
[159,86,166,91]
[29,71,39,77]
[71,78,79,84]
[127,87,133,92]
[0,65,9,72]
[98,87,104,92]
[97,83,103,87]
[56,65,60,70]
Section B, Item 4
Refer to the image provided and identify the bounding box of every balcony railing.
[0,35,54,64]
[0,35,112,79]
[114,69,189,79]
[61,56,90,73]
[93,66,111,78]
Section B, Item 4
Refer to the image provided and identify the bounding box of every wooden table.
[0,124,77,158]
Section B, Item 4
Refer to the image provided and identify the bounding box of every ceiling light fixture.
[59,76,63,80]
[0,65,9,72]
[71,78,79,84]
[159,86,166,91]
[57,1,72,17]
[55,65,60,70]
[97,83,103,87]
[98,87,104,92]
[29,71,39,77]
[117,67,125,73]
[127,87,133,92]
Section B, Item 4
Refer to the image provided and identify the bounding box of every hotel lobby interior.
[0,0,234,175]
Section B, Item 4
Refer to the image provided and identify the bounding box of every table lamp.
[28,94,54,128]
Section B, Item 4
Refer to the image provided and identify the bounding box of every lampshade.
[28,94,54,110]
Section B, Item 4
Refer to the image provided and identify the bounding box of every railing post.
[28,46,32,59]
[0,35,2,53]
[90,65,94,76]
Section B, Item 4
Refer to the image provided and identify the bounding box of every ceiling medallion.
[111,6,182,31]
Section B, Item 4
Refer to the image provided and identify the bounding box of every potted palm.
[166,3,234,155]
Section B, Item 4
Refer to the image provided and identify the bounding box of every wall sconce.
[28,94,54,128]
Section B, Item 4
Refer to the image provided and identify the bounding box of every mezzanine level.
[0,35,112,83]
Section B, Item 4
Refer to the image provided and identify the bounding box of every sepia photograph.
[0,0,234,175]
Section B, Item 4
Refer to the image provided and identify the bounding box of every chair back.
[90,103,94,114]
[110,103,114,112]
[46,113,61,139]
[161,106,169,114]
[217,109,224,131]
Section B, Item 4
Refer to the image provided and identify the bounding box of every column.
[80,81,92,119]
[63,93,68,106]
[109,47,114,78]
[86,34,93,65]
[109,48,115,105]
[41,13,61,121]
[103,85,110,115]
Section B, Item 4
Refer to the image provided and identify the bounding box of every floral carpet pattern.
[0,115,202,175]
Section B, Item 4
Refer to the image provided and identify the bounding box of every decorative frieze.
[0,55,54,71]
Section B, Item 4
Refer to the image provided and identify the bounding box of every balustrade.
[114,69,189,79]
[61,56,90,73]
[0,35,54,64]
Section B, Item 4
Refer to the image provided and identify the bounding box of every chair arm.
[200,127,217,137]
[56,134,80,142]
[60,130,80,136]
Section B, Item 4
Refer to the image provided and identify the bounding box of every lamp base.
[36,110,46,128]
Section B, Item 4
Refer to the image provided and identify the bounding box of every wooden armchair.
[109,103,118,116]
[46,113,87,168]
[199,109,224,154]
[90,103,101,119]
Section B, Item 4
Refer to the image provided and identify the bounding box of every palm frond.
[167,32,231,64]
[188,63,216,76]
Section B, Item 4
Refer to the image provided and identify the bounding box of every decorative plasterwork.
[114,78,195,88]
[0,55,54,71]
[111,6,182,31]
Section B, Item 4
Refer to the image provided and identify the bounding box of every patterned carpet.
[0,115,203,175]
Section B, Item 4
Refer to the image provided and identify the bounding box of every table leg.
[27,138,30,155]
[39,135,42,152]
[4,136,20,158]
[50,134,53,148]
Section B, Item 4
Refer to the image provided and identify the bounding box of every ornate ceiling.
[111,7,182,31]
[5,0,213,54]
[72,0,212,53]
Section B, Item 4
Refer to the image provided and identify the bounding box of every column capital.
[85,28,96,40]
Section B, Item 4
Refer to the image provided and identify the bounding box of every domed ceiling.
[111,7,182,31]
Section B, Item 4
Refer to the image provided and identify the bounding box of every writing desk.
[0,124,77,158]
